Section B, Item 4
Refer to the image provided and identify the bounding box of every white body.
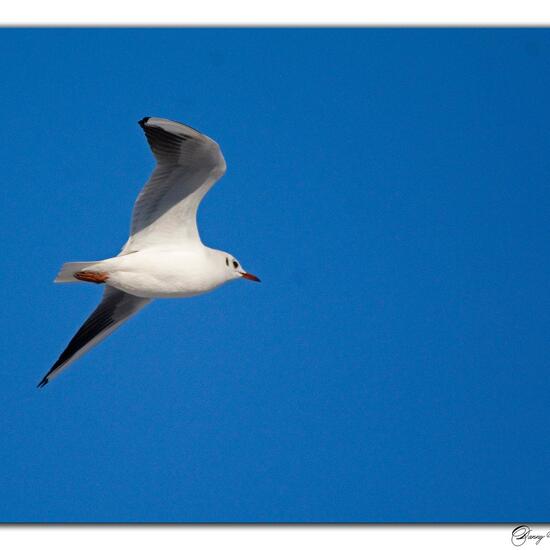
[85,246,234,299]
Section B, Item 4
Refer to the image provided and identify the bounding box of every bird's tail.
[54,261,101,283]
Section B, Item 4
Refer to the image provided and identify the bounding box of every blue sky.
[0,28,549,522]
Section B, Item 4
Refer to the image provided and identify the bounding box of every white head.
[216,250,260,283]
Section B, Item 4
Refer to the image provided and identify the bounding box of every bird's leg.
[73,271,110,284]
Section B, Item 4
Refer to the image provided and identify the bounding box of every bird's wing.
[119,117,226,255]
[38,288,151,387]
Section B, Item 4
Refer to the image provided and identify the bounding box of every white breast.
[100,248,226,299]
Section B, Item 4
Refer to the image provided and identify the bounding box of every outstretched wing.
[120,117,226,254]
[38,288,151,387]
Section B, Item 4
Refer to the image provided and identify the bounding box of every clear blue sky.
[0,28,549,522]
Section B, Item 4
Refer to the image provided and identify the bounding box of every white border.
[0,525,535,549]
[1,0,550,25]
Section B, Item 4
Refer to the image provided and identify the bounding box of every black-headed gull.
[38,117,260,388]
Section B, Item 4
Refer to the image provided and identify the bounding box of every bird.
[37,117,260,388]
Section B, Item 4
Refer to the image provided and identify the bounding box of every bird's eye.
[233,260,239,269]
[226,257,229,266]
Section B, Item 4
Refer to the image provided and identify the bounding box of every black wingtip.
[138,117,150,128]
[37,377,49,389]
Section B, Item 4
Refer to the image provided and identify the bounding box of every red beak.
[241,272,261,282]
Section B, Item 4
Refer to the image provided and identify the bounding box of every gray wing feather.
[120,117,226,254]
[38,288,151,387]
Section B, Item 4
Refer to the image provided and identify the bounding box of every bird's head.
[222,253,260,283]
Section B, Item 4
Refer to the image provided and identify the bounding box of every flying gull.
[38,117,260,388]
